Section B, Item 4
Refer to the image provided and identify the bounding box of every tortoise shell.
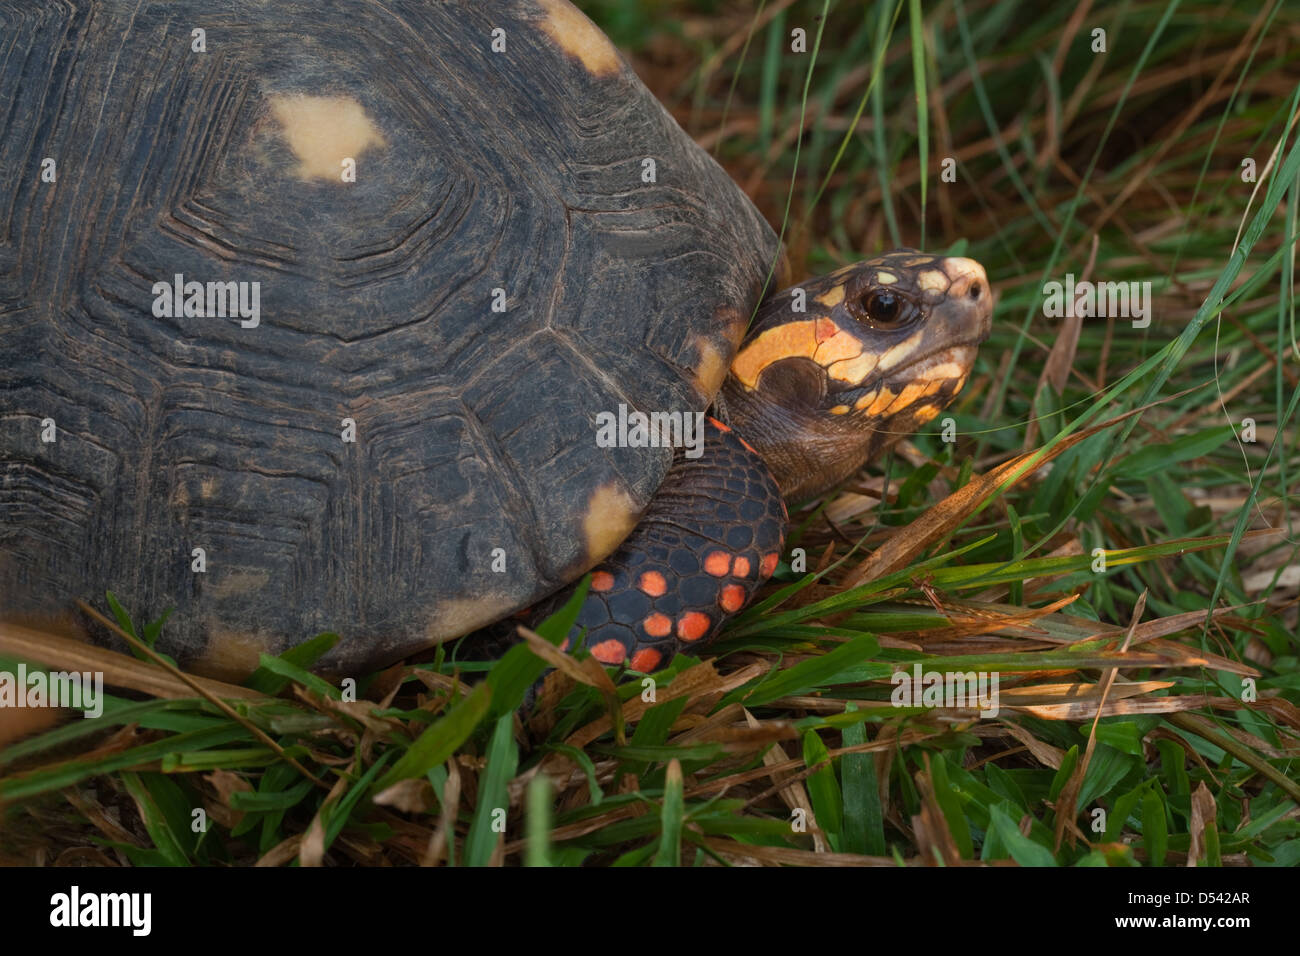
[0,0,780,676]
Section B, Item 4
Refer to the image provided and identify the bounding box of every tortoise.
[0,0,992,681]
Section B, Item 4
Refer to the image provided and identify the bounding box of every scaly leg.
[545,418,787,671]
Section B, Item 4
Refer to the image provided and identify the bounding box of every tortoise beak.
[940,256,993,344]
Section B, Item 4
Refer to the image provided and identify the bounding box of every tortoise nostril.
[968,282,982,300]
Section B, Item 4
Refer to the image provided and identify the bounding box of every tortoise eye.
[866,290,898,322]
[860,289,916,329]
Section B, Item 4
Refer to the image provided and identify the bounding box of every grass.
[1,0,1298,866]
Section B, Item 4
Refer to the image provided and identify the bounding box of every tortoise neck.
[718,374,879,502]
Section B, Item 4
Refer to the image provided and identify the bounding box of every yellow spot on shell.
[875,271,898,285]
[429,595,517,643]
[876,329,925,372]
[690,335,730,398]
[815,284,846,307]
[537,0,622,76]
[0,694,60,744]
[914,404,941,424]
[830,404,850,415]
[583,481,640,565]
[207,569,271,600]
[194,628,270,682]
[268,94,386,181]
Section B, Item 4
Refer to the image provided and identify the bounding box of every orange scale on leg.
[629,648,662,672]
[589,639,627,665]
[708,417,732,433]
[732,556,752,578]
[638,570,667,597]
[591,570,615,592]
[642,613,672,638]
[676,611,711,643]
[760,552,780,578]
[719,584,746,612]
[704,551,731,576]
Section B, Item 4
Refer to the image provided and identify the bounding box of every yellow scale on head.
[863,388,896,417]
[813,326,865,366]
[729,321,819,389]
[874,329,925,373]
[885,381,929,415]
[814,285,846,307]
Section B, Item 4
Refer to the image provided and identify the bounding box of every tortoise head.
[721,250,993,500]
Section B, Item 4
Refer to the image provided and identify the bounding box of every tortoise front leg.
[547,418,787,672]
